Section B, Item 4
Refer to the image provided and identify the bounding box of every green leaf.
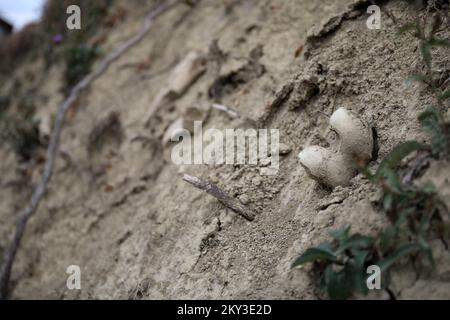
[428,38,450,48]
[418,212,431,235]
[292,246,336,268]
[440,89,450,101]
[421,182,436,195]
[351,249,370,295]
[417,235,430,250]
[378,243,420,272]
[417,235,435,268]
[375,141,423,180]
[395,207,416,228]
[383,192,394,211]
[337,234,373,254]
[317,241,334,252]
[398,23,419,35]
[320,264,333,292]
[380,225,397,252]
[420,42,432,69]
[406,73,430,84]
[419,106,441,122]
[348,234,374,249]
[383,168,402,192]
[418,106,447,155]
[326,268,353,300]
[329,225,351,243]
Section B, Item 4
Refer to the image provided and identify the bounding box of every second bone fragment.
[298,107,373,188]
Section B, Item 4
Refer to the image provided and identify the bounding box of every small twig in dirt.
[182,174,255,221]
[211,103,238,119]
[0,0,181,300]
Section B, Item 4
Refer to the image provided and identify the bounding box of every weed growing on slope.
[0,95,40,161]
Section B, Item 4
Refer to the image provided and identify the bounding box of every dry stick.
[182,174,255,221]
[0,0,180,300]
[211,103,238,119]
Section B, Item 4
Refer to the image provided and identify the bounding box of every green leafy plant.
[42,2,110,89]
[364,140,448,268]
[418,106,449,155]
[399,16,450,90]
[292,226,375,299]
[64,44,99,90]
[401,16,450,156]
[0,95,40,161]
[0,121,40,161]
[373,15,450,258]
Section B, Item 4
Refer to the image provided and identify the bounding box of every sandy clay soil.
[0,0,450,299]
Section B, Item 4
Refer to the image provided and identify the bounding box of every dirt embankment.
[0,0,449,299]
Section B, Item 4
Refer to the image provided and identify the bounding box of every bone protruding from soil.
[182,174,255,221]
[298,107,373,188]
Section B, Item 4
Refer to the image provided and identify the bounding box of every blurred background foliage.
[0,0,115,160]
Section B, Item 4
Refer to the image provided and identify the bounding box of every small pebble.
[239,194,250,205]
[279,143,292,155]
